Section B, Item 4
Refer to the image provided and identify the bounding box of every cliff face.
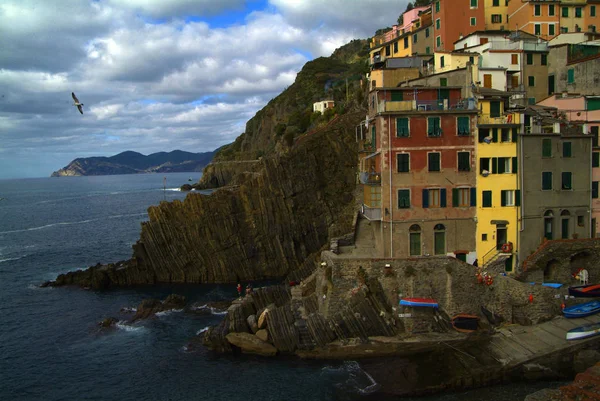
[50,112,363,288]
[51,150,215,177]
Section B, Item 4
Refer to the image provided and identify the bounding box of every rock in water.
[225,332,277,357]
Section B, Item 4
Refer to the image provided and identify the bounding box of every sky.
[0,0,409,179]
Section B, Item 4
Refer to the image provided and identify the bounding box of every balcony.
[376,99,476,114]
[478,113,519,125]
[361,204,382,221]
[507,84,526,93]
[359,172,382,185]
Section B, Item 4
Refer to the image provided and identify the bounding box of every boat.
[451,314,479,333]
[566,322,600,341]
[562,300,600,318]
[568,283,600,298]
[399,298,438,308]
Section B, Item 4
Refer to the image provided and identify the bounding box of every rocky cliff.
[48,111,363,288]
[51,150,215,176]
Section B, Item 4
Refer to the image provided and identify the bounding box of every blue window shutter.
[441,188,447,207]
[422,189,429,208]
[470,187,476,206]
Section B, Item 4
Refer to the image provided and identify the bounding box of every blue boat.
[563,300,600,318]
[400,297,439,308]
[566,322,600,340]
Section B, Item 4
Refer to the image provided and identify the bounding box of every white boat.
[566,322,600,341]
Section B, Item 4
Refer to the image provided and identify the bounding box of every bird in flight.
[72,92,84,114]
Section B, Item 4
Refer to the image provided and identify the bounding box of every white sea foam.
[323,361,380,395]
[115,321,145,332]
[0,256,23,263]
[0,213,148,235]
[156,308,183,317]
[192,304,227,315]
[196,326,210,335]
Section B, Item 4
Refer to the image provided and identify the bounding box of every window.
[592,6,596,17]
[541,54,547,65]
[409,224,421,256]
[593,126,599,147]
[561,210,570,239]
[434,224,446,255]
[593,152,599,168]
[511,54,518,64]
[528,97,536,105]
[404,36,409,49]
[568,69,575,84]
[549,24,555,36]
[440,78,448,87]
[482,233,488,241]
[534,24,541,36]
[391,91,403,101]
[369,186,381,207]
[578,215,585,227]
[497,157,511,174]
[512,127,518,143]
[561,27,568,34]
[562,172,572,190]
[480,157,490,174]
[396,117,409,137]
[470,17,476,26]
[575,7,582,18]
[534,4,541,16]
[385,45,391,56]
[528,76,535,87]
[428,117,442,137]
[542,171,553,190]
[436,36,441,48]
[452,188,474,207]
[490,101,501,118]
[501,128,510,142]
[428,152,441,171]
[394,42,398,53]
[426,27,430,38]
[492,14,502,23]
[470,0,477,8]
[593,182,599,199]
[544,210,554,240]
[423,188,446,208]
[478,128,490,143]
[563,142,572,158]
[562,7,568,17]
[397,153,410,173]
[457,116,470,136]
[435,1,440,13]
[501,190,513,206]
[493,0,499,6]
[436,18,441,30]
[526,53,533,65]
[414,33,418,43]
[458,152,470,171]
[398,189,411,208]
[482,190,492,207]
[542,138,552,157]
[440,56,445,68]
[549,4,555,16]
[426,46,431,54]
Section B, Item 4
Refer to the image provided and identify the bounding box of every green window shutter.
[429,153,440,171]
[512,157,518,173]
[440,78,447,87]
[458,116,469,135]
[542,172,552,190]
[593,182,599,199]
[483,190,492,207]
[501,190,507,206]
[470,187,476,206]
[526,53,533,64]
[568,69,574,83]
[515,190,521,206]
[593,152,599,168]
[391,91,404,101]
[398,189,411,208]
[491,157,498,174]
[498,158,506,174]
[441,188,447,207]
[492,128,498,143]
[562,6,568,17]
[490,101,501,117]
[422,189,429,208]
[512,127,518,142]
[396,118,409,137]
[563,142,572,157]
[542,138,552,157]
[452,188,459,207]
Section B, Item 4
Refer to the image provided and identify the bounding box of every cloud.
[0,0,409,178]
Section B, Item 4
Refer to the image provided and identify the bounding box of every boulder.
[247,315,259,333]
[98,317,118,328]
[131,294,186,322]
[256,329,269,343]
[225,332,277,357]
[258,303,275,329]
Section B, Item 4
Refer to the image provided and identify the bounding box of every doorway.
[496,224,507,250]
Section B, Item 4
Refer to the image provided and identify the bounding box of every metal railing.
[359,172,382,185]
[361,205,382,221]
[376,99,476,113]
[478,113,518,125]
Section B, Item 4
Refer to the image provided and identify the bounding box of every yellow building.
[483,0,509,30]
[434,51,480,74]
[474,88,521,272]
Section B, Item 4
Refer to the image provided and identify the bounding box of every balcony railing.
[361,204,382,221]
[359,172,382,185]
[376,99,476,113]
[507,84,526,93]
[478,113,518,125]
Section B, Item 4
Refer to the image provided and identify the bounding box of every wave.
[0,256,25,264]
[115,321,145,332]
[191,304,228,315]
[155,308,183,317]
[0,213,148,234]
[196,326,210,335]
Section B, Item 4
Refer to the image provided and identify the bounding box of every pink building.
[538,94,600,236]
[381,6,430,43]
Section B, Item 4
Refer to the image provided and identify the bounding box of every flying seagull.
[72,92,84,114]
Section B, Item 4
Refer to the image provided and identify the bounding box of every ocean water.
[0,173,562,401]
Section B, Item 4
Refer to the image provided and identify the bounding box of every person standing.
[237,283,242,298]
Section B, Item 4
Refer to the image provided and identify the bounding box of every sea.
[0,172,564,401]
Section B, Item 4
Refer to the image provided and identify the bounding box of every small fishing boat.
[400,298,438,308]
[451,314,479,333]
[568,283,600,298]
[563,300,600,318]
[566,322,600,341]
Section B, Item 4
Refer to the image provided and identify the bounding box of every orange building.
[432,0,485,51]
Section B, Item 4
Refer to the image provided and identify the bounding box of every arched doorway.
[409,224,421,256]
[561,210,571,239]
[434,224,446,255]
[544,210,554,240]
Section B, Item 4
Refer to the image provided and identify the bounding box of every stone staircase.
[291,286,316,350]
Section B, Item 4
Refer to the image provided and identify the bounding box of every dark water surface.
[0,173,562,400]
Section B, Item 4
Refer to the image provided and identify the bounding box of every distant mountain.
[51,150,216,177]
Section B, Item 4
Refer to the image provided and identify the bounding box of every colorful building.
[432,0,485,51]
